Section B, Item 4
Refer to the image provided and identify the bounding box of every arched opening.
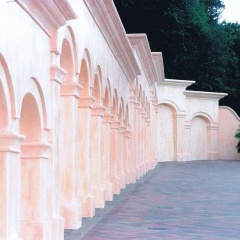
[0,81,8,130]
[103,87,110,110]
[20,93,44,238]
[60,39,74,83]
[20,93,41,142]
[190,116,209,160]
[157,103,177,162]
[92,74,101,104]
[79,59,90,95]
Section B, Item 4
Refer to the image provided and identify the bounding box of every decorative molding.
[78,96,96,109]
[219,106,240,122]
[83,0,140,81]
[160,79,195,88]
[16,0,77,37]
[50,65,66,84]
[152,52,165,83]
[184,90,227,100]
[60,82,82,98]
[0,131,25,153]
[92,105,106,117]
[128,34,158,85]
[21,142,51,159]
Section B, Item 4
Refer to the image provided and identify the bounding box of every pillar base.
[124,170,131,184]
[119,173,126,189]
[103,182,113,201]
[60,203,81,229]
[91,187,105,208]
[129,169,137,183]
[82,195,95,218]
[112,176,120,194]
[51,217,64,240]
[20,219,52,240]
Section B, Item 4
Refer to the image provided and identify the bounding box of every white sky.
[219,0,240,23]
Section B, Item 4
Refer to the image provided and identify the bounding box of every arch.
[92,74,101,104]
[60,39,74,82]
[138,84,142,103]
[189,112,213,125]
[112,96,118,116]
[124,104,129,126]
[103,78,112,110]
[135,78,139,97]
[92,65,103,104]
[158,100,180,114]
[157,103,177,162]
[79,49,91,95]
[190,116,209,160]
[0,81,8,129]
[0,53,16,118]
[20,93,41,142]
[103,87,110,110]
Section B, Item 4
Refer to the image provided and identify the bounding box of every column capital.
[130,95,137,103]
[50,65,66,84]
[92,105,106,117]
[103,113,114,123]
[134,102,140,109]
[207,125,219,130]
[60,82,82,98]
[138,107,144,114]
[124,129,131,138]
[111,119,120,129]
[0,131,25,153]
[118,125,126,134]
[21,142,51,159]
[78,96,96,109]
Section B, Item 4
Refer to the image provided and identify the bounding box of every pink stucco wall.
[219,106,240,160]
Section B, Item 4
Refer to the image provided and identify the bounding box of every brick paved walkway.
[65,160,240,239]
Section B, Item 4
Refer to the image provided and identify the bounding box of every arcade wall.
[0,0,239,239]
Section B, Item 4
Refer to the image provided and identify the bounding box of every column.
[110,118,120,194]
[102,113,114,201]
[91,105,106,208]
[145,118,151,170]
[124,128,131,184]
[137,106,144,177]
[20,142,52,239]
[183,124,192,161]
[142,112,147,174]
[0,131,24,240]
[118,125,126,189]
[175,113,186,161]
[58,82,82,229]
[134,102,140,178]
[77,96,95,217]
[207,125,219,160]
[50,63,66,238]
[129,91,137,183]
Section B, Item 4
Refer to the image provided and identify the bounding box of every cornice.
[128,34,158,85]
[184,90,227,100]
[152,52,165,83]
[16,0,77,37]
[160,79,195,88]
[219,106,240,121]
[83,0,140,81]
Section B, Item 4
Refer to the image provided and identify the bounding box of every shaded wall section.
[219,106,240,160]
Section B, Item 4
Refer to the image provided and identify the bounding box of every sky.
[219,0,240,23]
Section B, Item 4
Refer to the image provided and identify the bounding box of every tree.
[235,127,240,153]
[114,0,240,115]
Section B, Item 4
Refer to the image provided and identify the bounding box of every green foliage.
[235,127,240,153]
[114,0,240,115]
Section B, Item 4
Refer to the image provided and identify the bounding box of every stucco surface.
[0,0,238,239]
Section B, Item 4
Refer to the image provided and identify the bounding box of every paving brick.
[65,160,240,239]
